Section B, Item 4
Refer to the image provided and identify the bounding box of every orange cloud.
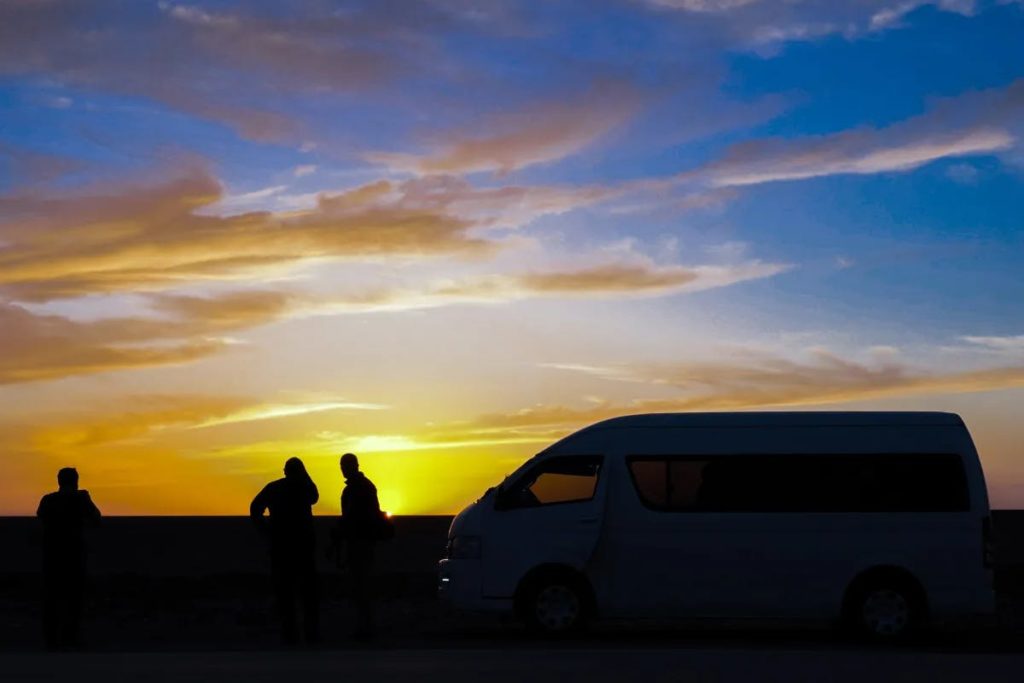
[365,83,642,175]
[0,171,616,302]
[28,394,386,449]
[442,350,1024,440]
[431,260,789,300]
[0,302,229,384]
[0,256,788,385]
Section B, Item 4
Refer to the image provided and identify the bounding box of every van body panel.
[439,412,995,625]
[479,455,609,599]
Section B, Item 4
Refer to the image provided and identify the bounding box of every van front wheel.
[846,580,922,640]
[518,573,591,634]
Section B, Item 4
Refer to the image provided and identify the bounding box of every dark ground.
[3,514,1024,653]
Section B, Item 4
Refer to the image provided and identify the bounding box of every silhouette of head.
[283,457,308,479]
[340,452,359,479]
[57,467,79,491]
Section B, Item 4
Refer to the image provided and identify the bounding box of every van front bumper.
[438,558,509,612]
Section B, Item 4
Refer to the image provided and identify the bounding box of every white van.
[437,412,995,638]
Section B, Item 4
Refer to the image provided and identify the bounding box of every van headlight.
[448,535,482,559]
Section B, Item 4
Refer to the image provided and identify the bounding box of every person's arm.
[37,495,48,519]
[80,490,101,525]
[369,484,381,514]
[250,484,270,535]
[326,492,345,565]
[307,477,319,506]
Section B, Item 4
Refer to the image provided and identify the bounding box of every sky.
[1,0,1023,515]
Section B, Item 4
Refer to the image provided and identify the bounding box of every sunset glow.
[1,1,1023,515]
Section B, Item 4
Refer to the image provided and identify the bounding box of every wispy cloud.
[0,1,495,141]
[962,334,1024,352]
[28,394,384,447]
[0,141,80,189]
[543,347,1024,407]
[699,128,1012,187]
[431,347,1024,441]
[366,83,643,175]
[0,170,613,302]
[0,253,788,385]
[667,80,1023,190]
[175,399,387,430]
[429,260,789,301]
[646,0,984,48]
[0,301,229,385]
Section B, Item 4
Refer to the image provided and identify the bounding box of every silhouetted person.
[37,467,101,650]
[335,452,382,639]
[250,457,320,645]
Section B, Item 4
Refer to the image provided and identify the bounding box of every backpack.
[373,509,395,541]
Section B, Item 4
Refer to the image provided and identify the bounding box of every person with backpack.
[331,452,391,639]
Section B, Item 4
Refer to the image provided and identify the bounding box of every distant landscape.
[3,513,1024,651]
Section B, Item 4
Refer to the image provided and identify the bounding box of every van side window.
[629,460,668,507]
[497,456,602,510]
[628,454,968,512]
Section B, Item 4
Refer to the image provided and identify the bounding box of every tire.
[519,572,591,634]
[846,580,922,641]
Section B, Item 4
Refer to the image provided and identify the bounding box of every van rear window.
[626,454,969,513]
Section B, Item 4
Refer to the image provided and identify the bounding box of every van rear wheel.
[518,573,591,634]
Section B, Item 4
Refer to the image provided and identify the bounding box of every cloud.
[546,347,1024,407]
[870,1,977,30]
[678,80,1023,188]
[26,393,388,449]
[945,162,980,184]
[700,129,1011,187]
[434,347,1024,440]
[285,258,789,315]
[645,0,985,48]
[650,0,762,12]
[0,0,494,141]
[430,260,789,301]
[187,399,387,430]
[0,170,613,302]
[0,286,316,385]
[961,335,1024,352]
[366,84,642,175]
[0,301,228,385]
[0,141,80,188]
[179,257,789,318]
[150,290,297,329]
[0,253,788,385]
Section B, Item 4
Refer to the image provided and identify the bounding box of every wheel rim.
[534,584,580,631]
[861,588,911,636]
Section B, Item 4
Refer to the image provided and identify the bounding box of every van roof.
[579,411,964,432]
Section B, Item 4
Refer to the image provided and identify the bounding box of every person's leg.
[63,569,85,647]
[272,554,298,645]
[348,541,374,638]
[300,551,319,644]
[42,568,60,649]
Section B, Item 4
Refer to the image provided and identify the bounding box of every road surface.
[3,644,1024,683]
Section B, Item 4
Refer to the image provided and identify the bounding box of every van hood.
[448,489,491,538]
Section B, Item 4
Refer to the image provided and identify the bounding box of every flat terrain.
[3,644,1024,683]
[4,514,1024,682]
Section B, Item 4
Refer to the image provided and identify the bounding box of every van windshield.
[496,452,545,492]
